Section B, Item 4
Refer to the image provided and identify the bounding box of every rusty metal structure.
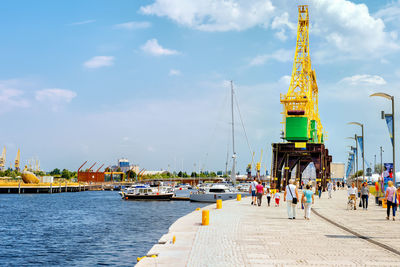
[271,143,332,190]
[77,161,105,183]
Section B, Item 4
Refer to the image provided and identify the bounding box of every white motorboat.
[120,184,174,200]
[189,183,244,202]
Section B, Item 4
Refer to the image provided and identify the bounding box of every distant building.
[118,158,130,173]
[331,162,345,183]
[110,158,140,174]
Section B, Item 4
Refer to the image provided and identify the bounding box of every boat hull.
[190,192,245,203]
[122,193,174,201]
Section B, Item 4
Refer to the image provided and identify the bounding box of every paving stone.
[137,192,400,266]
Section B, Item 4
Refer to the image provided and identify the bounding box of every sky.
[1,0,400,174]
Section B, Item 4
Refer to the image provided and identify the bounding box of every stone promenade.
[137,189,400,266]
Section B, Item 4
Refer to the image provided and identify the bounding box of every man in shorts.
[250,177,258,205]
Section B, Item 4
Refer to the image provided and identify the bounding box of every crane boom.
[280,5,324,143]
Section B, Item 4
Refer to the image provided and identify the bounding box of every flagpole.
[392,96,395,185]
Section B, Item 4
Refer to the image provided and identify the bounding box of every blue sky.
[1,0,400,174]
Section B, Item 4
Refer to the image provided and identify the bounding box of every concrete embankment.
[137,191,400,266]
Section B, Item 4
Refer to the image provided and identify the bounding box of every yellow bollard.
[382,198,387,208]
[172,235,176,244]
[202,209,209,225]
[216,199,222,209]
[237,194,241,201]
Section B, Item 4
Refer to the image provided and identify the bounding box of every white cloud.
[68,20,96,26]
[375,1,400,24]
[249,49,292,66]
[141,39,179,56]
[140,0,275,32]
[169,69,181,76]
[114,21,151,30]
[141,0,399,59]
[279,75,291,86]
[35,88,77,103]
[339,74,387,86]
[83,56,114,69]
[0,80,30,113]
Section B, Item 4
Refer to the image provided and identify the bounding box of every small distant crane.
[15,149,20,171]
[246,152,255,179]
[0,146,6,170]
[256,149,263,179]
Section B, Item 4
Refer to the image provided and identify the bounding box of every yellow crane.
[15,149,20,171]
[280,5,324,143]
[246,151,255,178]
[0,146,6,170]
[256,149,263,178]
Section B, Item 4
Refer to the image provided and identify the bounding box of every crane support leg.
[271,142,332,191]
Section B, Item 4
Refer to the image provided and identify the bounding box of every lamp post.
[346,137,359,187]
[348,122,365,187]
[370,92,396,185]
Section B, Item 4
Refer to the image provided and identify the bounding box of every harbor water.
[0,190,206,266]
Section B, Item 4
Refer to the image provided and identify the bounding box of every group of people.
[249,178,315,220]
[250,178,280,207]
[347,180,400,220]
[249,177,400,222]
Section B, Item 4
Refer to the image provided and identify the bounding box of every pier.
[0,182,102,194]
[137,190,400,266]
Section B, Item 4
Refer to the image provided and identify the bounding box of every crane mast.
[15,149,20,171]
[280,5,324,143]
[0,146,6,170]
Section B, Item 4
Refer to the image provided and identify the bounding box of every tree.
[191,172,197,177]
[61,169,71,179]
[177,171,183,177]
[50,168,61,175]
[116,167,122,172]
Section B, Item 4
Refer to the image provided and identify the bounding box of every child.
[273,190,280,207]
[266,188,271,207]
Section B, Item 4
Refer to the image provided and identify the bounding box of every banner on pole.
[383,163,393,191]
[385,114,394,145]
[357,136,363,155]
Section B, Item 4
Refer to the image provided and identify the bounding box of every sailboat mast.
[231,81,236,183]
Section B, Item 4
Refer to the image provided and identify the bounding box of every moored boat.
[189,183,244,202]
[120,185,174,201]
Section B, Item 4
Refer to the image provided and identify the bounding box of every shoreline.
[135,201,219,266]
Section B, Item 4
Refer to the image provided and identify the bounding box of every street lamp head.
[345,137,355,140]
[370,92,392,100]
[348,121,363,127]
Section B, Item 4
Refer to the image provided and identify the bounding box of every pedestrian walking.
[273,190,280,207]
[256,180,264,206]
[385,181,397,221]
[301,184,314,220]
[266,188,271,207]
[327,181,333,198]
[348,183,358,210]
[249,178,258,205]
[284,179,299,219]
[317,182,322,199]
[361,182,370,210]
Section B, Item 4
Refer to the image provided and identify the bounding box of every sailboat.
[190,81,248,202]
